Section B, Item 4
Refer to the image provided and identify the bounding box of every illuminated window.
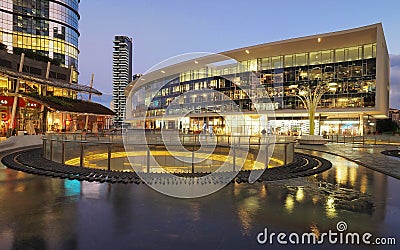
[294,53,307,66]
[260,57,271,70]
[271,56,282,69]
[335,48,345,62]
[363,44,373,59]
[309,51,321,65]
[284,55,293,67]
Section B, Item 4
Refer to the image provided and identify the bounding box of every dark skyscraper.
[112,35,132,126]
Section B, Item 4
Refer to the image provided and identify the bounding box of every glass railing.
[42,132,295,173]
[325,134,400,145]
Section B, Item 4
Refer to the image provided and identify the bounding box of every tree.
[0,42,7,51]
[294,81,328,135]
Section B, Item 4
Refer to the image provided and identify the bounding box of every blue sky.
[77,0,400,108]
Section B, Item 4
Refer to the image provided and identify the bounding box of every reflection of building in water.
[316,157,388,220]
[228,158,389,232]
[125,24,389,136]
[370,171,388,221]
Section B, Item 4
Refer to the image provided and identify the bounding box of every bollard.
[42,139,47,158]
[80,143,84,167]
[284,143,287,167]
[265,143,269,169]
[352,136,355,144]
[374,136,377,145]
[107,143,111,171]
[343,135,346,144]
[50,139,53,161]
[191,144,195,174]
[362,135,365,145]
[147,147,150,173]
[61,141,65,164]
[233,145,236,172]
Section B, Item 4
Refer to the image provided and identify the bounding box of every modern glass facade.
[0,0,80,68]
[126,24,389,136]
[148,43,377,115]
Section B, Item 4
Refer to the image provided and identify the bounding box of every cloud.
[390,54,400,109]
[390,54,400,68]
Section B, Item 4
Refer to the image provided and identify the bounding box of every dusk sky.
[78,0,400,108]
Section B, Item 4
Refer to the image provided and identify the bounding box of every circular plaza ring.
[1,147,332,185]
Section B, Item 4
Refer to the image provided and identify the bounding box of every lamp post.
[295,81,328,135]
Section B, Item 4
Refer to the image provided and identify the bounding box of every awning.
[0,67,103,95]
[24,94,115,116]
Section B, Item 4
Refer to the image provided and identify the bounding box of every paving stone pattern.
[297,143,400,180]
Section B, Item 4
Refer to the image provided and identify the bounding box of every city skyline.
[77,0,400,107]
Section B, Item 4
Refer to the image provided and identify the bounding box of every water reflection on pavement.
[0,150,399,249]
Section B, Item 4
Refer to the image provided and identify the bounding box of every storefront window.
[271,56,283,69]
[335,48,345,62]
[321,50,334,64]
[309,51,321,65]
[294,53,308,66]
[260,57,271,70]
[284,55,293,67]
[0,77,9,93]
[309,66,322,80]
[249,59,258,71]
[346,46,361,61]
[53,87,64,96]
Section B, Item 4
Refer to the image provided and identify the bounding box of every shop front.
[46,112,110,133]
[319,120,360,136]
[0,95,42,136]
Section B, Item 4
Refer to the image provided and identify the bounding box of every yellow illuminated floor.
[65,150,284,173]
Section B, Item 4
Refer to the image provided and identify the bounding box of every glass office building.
[0,0,80,69]
[125,24,389,136]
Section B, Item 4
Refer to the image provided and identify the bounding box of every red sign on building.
[0,96,40,108]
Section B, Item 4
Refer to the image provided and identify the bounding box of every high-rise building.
[113,35,132,127]
[0,1,114,136]
[0,0,80,80]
